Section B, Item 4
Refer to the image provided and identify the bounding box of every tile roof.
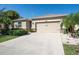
[13,18,32,22]
[32,14,67,20]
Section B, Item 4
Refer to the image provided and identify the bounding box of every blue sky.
[0,4,79,18]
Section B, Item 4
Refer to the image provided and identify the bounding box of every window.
[32,22,34,24]
[14,22,22,28]
[18,22,21,27]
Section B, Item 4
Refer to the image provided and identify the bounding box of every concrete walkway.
[0,33,64,55]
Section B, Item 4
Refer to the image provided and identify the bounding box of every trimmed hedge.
[8,29,28,36]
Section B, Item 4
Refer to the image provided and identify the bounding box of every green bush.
[63,29,68,34]
[70,30,79,38]
[1,29,9,35]
[8,29,28,36]
[27,29,35,32]
[74,31,79,38]
[76,31,79,36]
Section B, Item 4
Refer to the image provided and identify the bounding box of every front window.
[15,22,22,28]
[18,22,21,27]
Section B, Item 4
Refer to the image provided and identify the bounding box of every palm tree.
[74,13,79,25]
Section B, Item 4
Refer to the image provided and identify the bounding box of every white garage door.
[37,22,60,33]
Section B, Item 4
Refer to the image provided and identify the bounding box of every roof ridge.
[32,14,67,19]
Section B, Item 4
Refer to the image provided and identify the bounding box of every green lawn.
[0,35,18,43]
[63,44,79,55]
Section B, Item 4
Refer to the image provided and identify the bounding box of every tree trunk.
[68,26,75,33]
[4,24,9,30]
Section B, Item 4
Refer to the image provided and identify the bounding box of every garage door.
[36,22,60,33]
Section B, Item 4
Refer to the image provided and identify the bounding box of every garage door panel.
[37,22,60,33]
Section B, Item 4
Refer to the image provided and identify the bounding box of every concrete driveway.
[0,33,64,55]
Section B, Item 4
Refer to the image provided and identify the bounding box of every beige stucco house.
[13,14,66,33]
[32,14,65,33]
[13,18,31,30]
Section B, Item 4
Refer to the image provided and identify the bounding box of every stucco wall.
[26,21,31,29]
[21,22,26,29]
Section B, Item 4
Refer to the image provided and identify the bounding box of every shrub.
[70,30,79,38]
[1,29,9,35]
[76,31,79,36]
[8,29,28,36]
[27,29,35,32]
[74,31,79,38]
[63,29,68,34]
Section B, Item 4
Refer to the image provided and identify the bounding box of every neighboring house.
[13,18,32,30]
[32,14,65,33]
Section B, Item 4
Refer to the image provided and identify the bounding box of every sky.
[0,4,79,18]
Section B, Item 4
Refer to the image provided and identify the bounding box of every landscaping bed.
[63,44,79,55]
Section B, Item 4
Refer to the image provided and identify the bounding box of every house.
[32,14,65,33]
[0,14,66,33]
[13,14,66,33]
[13,18,32,30]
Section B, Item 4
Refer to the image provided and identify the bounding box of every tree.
[0,9,21,35]
[0,10,12,30]
[74,13,79,25]
[4,10,21,29]
[4,10,20,20]
[61,13,77,33]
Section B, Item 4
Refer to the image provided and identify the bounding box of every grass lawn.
[0,35,18,43]
[63,44,79,55]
